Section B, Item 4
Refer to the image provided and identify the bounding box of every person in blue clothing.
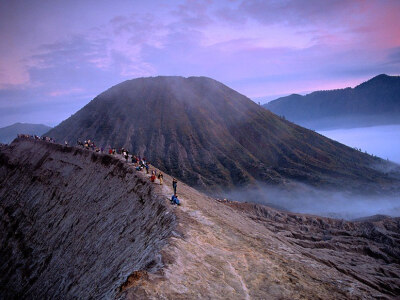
[171,194,180,205]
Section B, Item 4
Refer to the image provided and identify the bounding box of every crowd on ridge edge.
[16,134,181,206]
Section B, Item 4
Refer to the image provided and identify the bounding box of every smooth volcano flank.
[46,76,400,194]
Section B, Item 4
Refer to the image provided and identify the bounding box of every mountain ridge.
[264,74,400,130]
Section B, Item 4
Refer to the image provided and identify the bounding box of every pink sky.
[0,0,399,126]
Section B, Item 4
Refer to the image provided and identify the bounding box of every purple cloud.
[0,0,399,126]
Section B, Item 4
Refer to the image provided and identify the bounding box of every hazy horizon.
[319,125,400,164]
[1,0,400,126]
[0,73,398,128]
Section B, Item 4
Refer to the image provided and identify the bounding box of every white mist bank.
[222,125,400,220]
[224,183,400,220]
[319,125,400,164]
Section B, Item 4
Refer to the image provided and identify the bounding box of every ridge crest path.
[1,139,398,299]
[119,156,400,299]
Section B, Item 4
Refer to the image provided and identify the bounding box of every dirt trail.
[121,165,399,299]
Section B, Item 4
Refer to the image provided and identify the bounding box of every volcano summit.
[47,76,399,192]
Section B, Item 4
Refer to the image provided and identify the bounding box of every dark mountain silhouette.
[46,76,399,192]
[264,74,400,130]
[0,123,51,144]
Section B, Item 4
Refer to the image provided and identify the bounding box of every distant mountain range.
[264,74,400,130]
[0,123,52,144]
[46,76,398,193]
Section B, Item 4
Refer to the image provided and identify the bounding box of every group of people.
[18,134,56,143]
[18,134,182,206]
[76,139,101,152]
[77,139,181,205]
[150,170,164,184]
[131,156,180,205]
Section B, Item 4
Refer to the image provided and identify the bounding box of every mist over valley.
[223,181,400,220]
[223,123,400,220]
[319,125,400,164]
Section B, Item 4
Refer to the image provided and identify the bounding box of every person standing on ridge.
[172,178,177,195]
[158,172,164,185]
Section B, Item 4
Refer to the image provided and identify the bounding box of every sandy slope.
[1,139,398,299]
[0,139,175,298]
[121,167,400,299]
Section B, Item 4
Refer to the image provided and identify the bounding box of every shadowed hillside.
[46,76,399,192]
[1,138,399,299]
[0,138,175,299]
[264,74,400,130]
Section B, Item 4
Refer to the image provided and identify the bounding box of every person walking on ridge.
[172,178,177,195]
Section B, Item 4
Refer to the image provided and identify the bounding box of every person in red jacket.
[150,173,156,182]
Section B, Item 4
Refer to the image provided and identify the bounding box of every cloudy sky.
[0,0,399,127]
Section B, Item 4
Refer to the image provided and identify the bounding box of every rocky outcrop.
[0,138,176,299]
[227,202,400,296]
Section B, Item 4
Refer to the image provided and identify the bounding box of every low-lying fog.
[221,125,400,220]
[319,125,400,164]
[224,183,400,220]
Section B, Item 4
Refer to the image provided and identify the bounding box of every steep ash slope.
[1,139,399,299]
[46,76,398,192]
[0,138,176,299]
